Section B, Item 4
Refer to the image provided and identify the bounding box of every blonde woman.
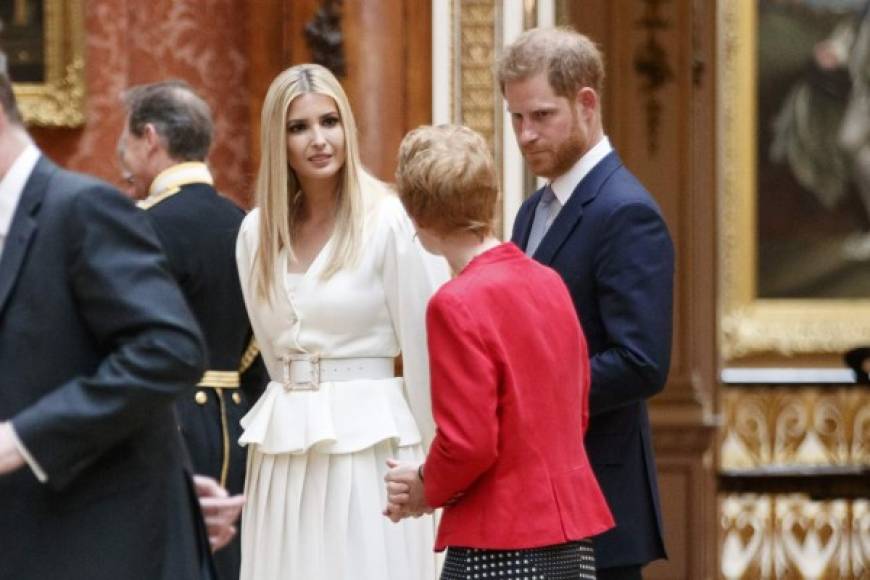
[235,64,446,580]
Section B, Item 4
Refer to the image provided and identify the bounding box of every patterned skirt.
[440,540,596,580]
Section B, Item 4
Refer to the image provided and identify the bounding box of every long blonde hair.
[252,64,365,300]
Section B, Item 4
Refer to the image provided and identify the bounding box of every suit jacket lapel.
[533,151,623,265]
[0,157,53,319]
[512,187,543,249]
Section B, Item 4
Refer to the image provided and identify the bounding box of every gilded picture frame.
[718,0,870,363]
[4,0,85,127]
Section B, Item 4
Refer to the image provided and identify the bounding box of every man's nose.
[517,121,537,146]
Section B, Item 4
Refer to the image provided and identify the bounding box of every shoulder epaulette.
[239,338,260,374]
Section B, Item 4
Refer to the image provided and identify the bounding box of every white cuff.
[9,425,48,483]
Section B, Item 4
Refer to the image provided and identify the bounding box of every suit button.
[195,390,208,405]
[232,392,242,404]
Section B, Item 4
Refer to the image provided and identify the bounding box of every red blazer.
[423,242,613,551]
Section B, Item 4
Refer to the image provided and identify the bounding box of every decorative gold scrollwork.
[457,0,496,153]
[721,388,869,470]
[721,494,868,579]
[11,0,86,127]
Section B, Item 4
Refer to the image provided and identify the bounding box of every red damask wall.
[30,0,253,206]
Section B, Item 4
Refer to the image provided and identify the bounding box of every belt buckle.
[280,353,321,391]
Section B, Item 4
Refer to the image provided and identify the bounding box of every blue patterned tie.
[525,185,558,257]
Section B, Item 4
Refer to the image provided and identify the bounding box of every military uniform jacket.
[140,163,266,580]
[140,162,265,490]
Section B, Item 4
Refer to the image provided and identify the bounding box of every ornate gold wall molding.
[12,0,86,127]
[721,387,869,470]
[455,0,497,153]
[721,494,868,579]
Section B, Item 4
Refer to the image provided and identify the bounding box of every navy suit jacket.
[0,157,213,579]
[512,151,672,568]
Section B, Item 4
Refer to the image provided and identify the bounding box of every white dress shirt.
[0,143,47,483]
[0,143,40,256]
[550,135,613,205]
[525,136,613,256]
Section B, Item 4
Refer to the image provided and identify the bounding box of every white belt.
[277,354,395,391]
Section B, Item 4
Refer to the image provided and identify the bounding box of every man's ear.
[142,123,162,152]
[575,87,598,118]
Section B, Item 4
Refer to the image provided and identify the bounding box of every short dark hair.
[0,50,24,125]
[124,80,213,161]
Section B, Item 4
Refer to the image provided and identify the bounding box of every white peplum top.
[235,188,448,456]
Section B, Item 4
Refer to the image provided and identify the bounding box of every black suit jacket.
[0,157,212,580]
[143,180,267,580]
[512,151,672,569]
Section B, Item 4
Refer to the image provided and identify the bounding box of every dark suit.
[142,178,266,580]
[0,157,214,579]
[512,151,673,572]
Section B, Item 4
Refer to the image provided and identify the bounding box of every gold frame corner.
[11,0,86,128]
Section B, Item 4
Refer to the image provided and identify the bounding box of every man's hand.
[0,422,26,476]
[382,459,432,523]
[193,475,245,552]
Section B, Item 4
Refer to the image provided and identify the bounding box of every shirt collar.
[0,143,41,239]
[147,161,213,199]
[550,135,612,205]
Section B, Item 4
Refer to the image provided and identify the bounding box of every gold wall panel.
[456,0,496,152]
[721,387,870,470]
[720,494,868,579]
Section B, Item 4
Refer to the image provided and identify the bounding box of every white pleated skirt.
[240,439,436,580]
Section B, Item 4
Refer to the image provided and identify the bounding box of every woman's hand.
[382,458,432,522]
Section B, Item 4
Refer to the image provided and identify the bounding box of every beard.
[549,126,586,178]
[523,117,587,180]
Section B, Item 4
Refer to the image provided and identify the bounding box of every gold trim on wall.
[456,0,497,151]
[717,0,870,362]
[11,0,86,127]
[720,494,868,579]
[721,387,869,470]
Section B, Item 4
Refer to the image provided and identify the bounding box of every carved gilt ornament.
[8,0,86,127]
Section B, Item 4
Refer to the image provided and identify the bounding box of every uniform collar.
[148,161,213,198]
[138,162,213,210]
